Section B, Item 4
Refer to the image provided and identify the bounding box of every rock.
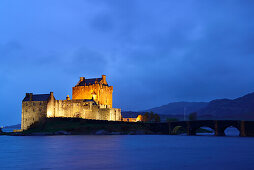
[128,131,136,135]
[95,130,109,135]
[110,132,121,135]
[31,132,54,136]
[54,131,71,135]
[135,130,146,135]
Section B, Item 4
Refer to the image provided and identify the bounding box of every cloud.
[63,47,108,75]
[1,0,254,124]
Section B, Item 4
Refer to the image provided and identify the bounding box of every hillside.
[140,92,254,120]
[4,124,21,129]
[143,102,208,115]
[198,92,254,120]
[2,124,21,132]
[122,102,208,121]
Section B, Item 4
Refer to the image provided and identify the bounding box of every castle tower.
[72,75,113,108]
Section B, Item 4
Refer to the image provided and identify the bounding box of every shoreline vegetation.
[0,118,212,136]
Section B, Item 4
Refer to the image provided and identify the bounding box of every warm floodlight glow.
[136,115,143,122]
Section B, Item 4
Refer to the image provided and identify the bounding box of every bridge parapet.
[168,120,254,137]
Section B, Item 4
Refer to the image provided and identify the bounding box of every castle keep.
[21,75,121,130]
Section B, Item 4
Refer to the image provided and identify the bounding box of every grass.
[19,118,168,135]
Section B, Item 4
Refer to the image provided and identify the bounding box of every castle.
[21,75,121,130]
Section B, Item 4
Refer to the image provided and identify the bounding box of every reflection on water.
[196,127,215,136]
[0,135,254,170]
[224,127,240,136]
[197,127,240,136]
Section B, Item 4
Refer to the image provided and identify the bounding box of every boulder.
[31,132,54,136]
[135,130,146,135]
[54,131,71,135]
[128,131,136,135]
[110,132,122,135]
[95,129,109,135]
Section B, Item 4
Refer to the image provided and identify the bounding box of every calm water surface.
[0,135,254,170]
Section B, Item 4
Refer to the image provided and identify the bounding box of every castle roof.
[83,99,96,102]
[23,94,50,101]
[77,78,103,86]
[83,99,98,105]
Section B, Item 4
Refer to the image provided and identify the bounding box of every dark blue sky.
[1,0,254,125]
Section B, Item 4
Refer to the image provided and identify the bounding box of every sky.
[0,0,254,125]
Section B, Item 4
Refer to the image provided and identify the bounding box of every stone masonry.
[21,75,121,130]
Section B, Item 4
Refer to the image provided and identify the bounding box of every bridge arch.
[189,120,216,136]
[196,126,215,136]
[172,126,187,135]
[168,120,252,136]
[224,126,240,136]
[170,121,188,135]
[216,121,241,136]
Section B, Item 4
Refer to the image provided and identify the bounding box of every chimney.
[80,77,85,82]
[29,93,33,101]
[50,92,54,99]
[102,75,106,84]
[66,95,70,100]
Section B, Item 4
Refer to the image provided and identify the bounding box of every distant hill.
[122,102,208,121]
[198,92,254,120]
[1,124,21,132]
[139,92,254,120]
[3,124,21,129]
[143,102,208,115]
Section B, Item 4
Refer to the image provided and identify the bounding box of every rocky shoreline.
[0,129,164,136]
[0,117,169,136]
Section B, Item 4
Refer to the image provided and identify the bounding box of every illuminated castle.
[21,75,121,130]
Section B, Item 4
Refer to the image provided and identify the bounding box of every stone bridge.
[168,120,254,137]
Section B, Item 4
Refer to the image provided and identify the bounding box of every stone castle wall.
[48,98,120,121]
[21,75,121,130]
[22,98,121,130]
[21,101,48,130]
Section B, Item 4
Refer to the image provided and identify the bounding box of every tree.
[149,111,154,122]
[143,112,149,122]
[188,112,197,121]
[154,114,161,122]
[166,118,179,122]
[143,112,160,122]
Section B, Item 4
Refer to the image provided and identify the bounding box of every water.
[196,127,240,136]
[0,135,254,170]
